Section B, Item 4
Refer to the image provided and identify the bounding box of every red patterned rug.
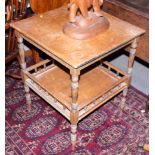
[5,58,149,155]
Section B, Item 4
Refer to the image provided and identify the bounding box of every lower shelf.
[25,60,129,121]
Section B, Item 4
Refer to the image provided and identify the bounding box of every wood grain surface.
[11,6,145,68]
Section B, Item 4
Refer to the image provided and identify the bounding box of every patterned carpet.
[5,58,149,155]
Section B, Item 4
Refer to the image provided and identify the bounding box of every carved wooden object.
[11,7,145,145]
[63,0,110,39]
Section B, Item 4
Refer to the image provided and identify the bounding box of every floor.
[110,53,149,95]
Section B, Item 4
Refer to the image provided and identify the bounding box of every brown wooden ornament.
[63,0,110,40]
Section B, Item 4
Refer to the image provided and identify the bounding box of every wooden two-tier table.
[11,7,145,145]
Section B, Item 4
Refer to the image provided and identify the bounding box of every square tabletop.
[11,6,145,68]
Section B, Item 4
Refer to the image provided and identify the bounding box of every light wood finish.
[11,7,144,69]
[11,6,145,145]
[23,59,129,122]
[128,39,137,75]
[29,0,69,63]
[24,63,128,110]
[120,39,137,109]
[70,72,79,143]
[120,88,128,109]
[18,36,32,111]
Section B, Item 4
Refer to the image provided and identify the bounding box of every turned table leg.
[70,70,79,146]
[120,39,137,108]
[120,88,128,109]
[17,36,32,111]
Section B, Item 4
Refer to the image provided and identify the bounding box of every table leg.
[145,101,149,113]
[120,88,128,109]
[70,71,79,146]
[120,39,137,108]
[17,36,32,111]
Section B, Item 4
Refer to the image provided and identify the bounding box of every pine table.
[11,6,145,145]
